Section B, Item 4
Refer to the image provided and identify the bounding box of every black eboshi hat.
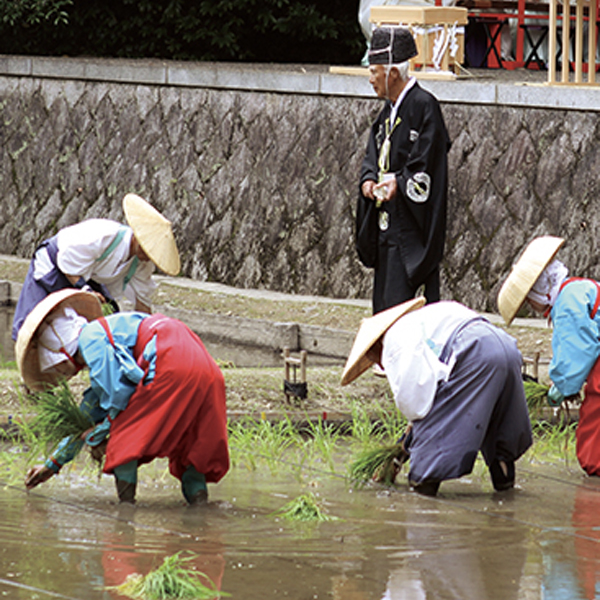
[368,26,418,65]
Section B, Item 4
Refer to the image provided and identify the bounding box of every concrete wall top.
[1,54,599,112]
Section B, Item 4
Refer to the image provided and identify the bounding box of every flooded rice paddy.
[1,452,600,600]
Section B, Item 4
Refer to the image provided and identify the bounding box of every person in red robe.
[18,290,229,505]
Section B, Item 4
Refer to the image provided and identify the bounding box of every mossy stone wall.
[1,66,599,312]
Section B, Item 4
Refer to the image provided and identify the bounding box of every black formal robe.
[357,81,450,312]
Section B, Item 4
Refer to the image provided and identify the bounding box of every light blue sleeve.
[45,436,84,472]
[142,334,157,382]
[83,334,157,447]
[78,313,148,412]
[550,281,600,397]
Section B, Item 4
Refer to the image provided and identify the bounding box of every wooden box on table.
[370,6,469,78]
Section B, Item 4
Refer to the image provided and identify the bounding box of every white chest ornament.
[378,211,389,231]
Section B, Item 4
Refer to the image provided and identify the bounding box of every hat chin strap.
[60,347,84,375]
[384,29,394,99]
[38,318,84,373]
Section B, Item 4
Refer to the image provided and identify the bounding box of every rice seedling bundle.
[102,302,116,316]
[272,492,336,522]
[111,552,228,599]
[349,442,408,487]
[523,380,550,410]
[27,380,94,450]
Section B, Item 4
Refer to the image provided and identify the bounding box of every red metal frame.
[461,0,599,69]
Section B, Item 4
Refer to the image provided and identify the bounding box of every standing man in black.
[357,26,450,314]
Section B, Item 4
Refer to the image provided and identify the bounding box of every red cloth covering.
[576,355,600,477]
[103,314,229,483]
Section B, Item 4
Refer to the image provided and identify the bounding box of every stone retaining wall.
[1,56,599,313]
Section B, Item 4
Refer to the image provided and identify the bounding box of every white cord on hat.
[38,307,88,372]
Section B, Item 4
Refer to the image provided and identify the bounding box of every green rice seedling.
[10,389,54,465]
[226,417,258,471]
[349,442,409,487]
[101,302,115,316]
[349,403,380,447]
[300,417,341,473]
[110,551,228,599]
[4,390,96,485]
[227,416,301,473]
[529,420,577,466]
[254,416,300,471]
[523,380,550,413]
[25,380,94,455]
[143,458,173,483]
[288,450,310,483]
[370,403,408,444]
[0,448,30,486]
[272,492,337,522]
[215,358,236,370]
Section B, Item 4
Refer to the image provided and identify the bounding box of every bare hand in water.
[25,465,54,490]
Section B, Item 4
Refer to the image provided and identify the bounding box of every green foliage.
[0,0,363,64]
[0,0,72,26]
[111,552,228,599]
[348,403,380,446]
[300,417,341,473]
[272,492,336,522]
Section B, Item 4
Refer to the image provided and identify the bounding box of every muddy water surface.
[1,458,600,599]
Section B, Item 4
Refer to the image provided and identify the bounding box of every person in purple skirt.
[341,298,532,496]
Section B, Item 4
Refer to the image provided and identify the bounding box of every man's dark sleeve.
[356,120,381,269]
[395,92,449,283]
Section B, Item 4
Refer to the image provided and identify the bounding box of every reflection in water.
[536,482,600,600]
[3,442,600,598]
[379,504,527,600]
[0,484,227,599]
[573,484,600,600]
[100,507,226,598]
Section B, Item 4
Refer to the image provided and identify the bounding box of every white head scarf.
[37,307,88,372]
[527,259,569,308]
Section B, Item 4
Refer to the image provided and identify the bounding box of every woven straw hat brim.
[16,289,103,392]
[122,193,181,276]
[340,297,426,386]
[497,236,565,325]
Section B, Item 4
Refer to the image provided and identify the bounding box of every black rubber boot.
[115,478,137,504]
[410,479,440,497]
[181,466,208,505]
[187,489,209,506]
[489,458,515,492]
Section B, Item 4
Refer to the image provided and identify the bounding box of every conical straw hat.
[497,235,565,325]
[341,297,426,386]
[123,193,181,276]
[16,289,103,392]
